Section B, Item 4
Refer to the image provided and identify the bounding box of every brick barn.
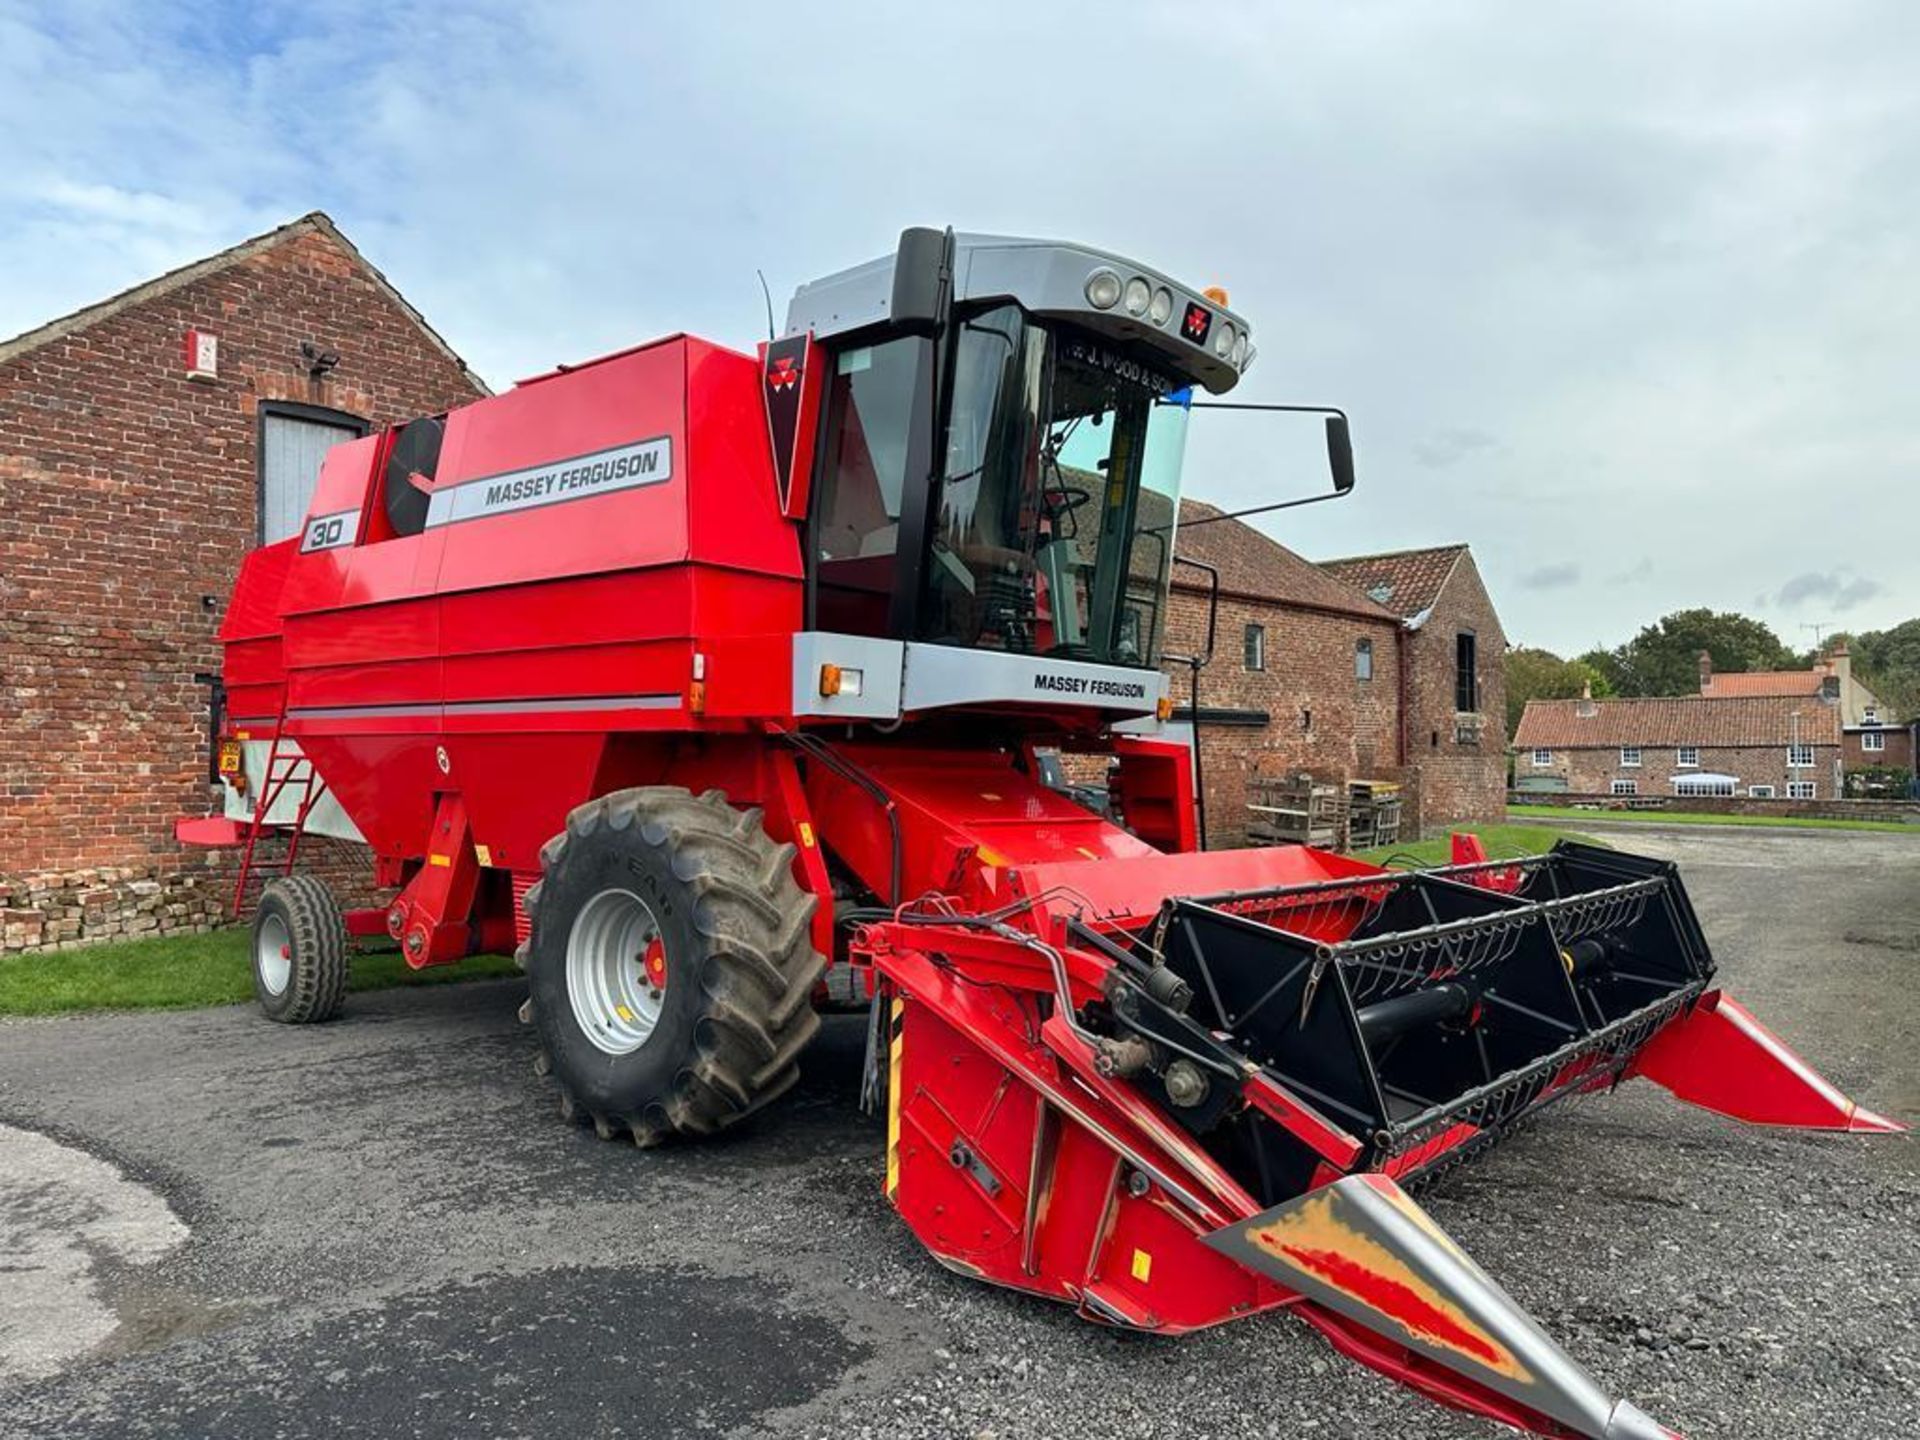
[1319,542,1510,829]
[1164,505,1509,845]
[0,213,487,953]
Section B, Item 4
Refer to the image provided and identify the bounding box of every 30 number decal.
[299,509,358,553]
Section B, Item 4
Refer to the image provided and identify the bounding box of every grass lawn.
[1509,804,1917,834]
[0,928,520,1018]
[1351,821,1597,868]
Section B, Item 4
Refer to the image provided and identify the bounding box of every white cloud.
[0,1,1914,652]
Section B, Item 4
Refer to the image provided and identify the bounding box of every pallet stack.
[1247,772,1348,850]
[1347,779,1403,851]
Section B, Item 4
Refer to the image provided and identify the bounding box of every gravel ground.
[0,825,1914,1438]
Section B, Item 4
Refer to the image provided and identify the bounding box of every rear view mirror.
[890,227,953,334]
[1326,414,1356,495]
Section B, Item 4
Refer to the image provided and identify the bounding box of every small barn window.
[1355,638,1374,681]
[1863,731,1886,752]
[1787,743,1815,768]
[1244,624,1266,672]
[1455,632,1478,712]
[1788,780,1816,799]
[1610,779,1638,796]
[1531,748,1553,766]
[258,403,367,545]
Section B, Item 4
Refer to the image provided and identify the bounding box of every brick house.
[1319,544,1509,830]
[1699,644,1911,780]
[1513,693,1842,800]
[1161,508,1509,844]
[0,213,487,952]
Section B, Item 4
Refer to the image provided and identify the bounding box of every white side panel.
[220,740,365,843]
[899,643,1165,717]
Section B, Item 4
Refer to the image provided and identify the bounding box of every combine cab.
[183,228,1900,1438]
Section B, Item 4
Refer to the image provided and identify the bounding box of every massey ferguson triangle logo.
[1182,301,1213,345]
[768,355,800,391]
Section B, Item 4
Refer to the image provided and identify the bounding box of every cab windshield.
[919,306,1191,667]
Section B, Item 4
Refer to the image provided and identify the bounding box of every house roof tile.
[1701,670,1825,697]
[1174,500,1399,620]
[1318,544,1468,619]
[1514,695,1841,750]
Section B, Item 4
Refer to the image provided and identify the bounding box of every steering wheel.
[1041,485,1092,523]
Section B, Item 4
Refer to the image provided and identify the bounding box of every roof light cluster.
[1083,266,1253,373]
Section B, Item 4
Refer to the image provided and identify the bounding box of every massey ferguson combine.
[184,229,1900,1438]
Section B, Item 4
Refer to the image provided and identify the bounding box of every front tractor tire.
[252,875,349,1024]
[520,787,825,1146]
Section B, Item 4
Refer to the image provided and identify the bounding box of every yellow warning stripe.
[884,995,905,1200]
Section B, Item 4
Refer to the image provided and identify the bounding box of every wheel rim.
[565,887,669,1055]
[257,913,293,996]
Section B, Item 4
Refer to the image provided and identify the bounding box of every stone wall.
[0,837,385,956]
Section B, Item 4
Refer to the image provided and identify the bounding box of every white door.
[260,411,361,544]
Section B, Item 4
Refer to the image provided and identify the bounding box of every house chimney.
[1581,679,1592,700]
[1697,649,1713,693]
[1576,680,1598,718]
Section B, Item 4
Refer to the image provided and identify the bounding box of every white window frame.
[1244,623,1266,673]
[1675,746,1699,768]
[1531,748,1553,767]
[1787,780,1816,800]
[1787,743,1814,768]
[1747,784,1776,799]
[1863,706,1878,724]
[1619,746,1640,767]
[1610,779,1638,796]
[1863,731,1886,752]
[1672,776,1736,798]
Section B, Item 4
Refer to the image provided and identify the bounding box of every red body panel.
[1631,989,1906,1133]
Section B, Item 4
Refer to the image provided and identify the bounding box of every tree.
[1506,647,1611,733]
[1574,647,1628,698]
[1592,609,1802,697]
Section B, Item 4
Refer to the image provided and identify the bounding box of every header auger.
[183,227,1901,1438]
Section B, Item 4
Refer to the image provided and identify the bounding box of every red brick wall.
[1843,729,1914,771]
[0,223,484,898]
[1399,557,1508,832]
[1163,585,1402,846]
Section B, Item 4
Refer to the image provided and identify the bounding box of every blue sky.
[2,1,1915,655]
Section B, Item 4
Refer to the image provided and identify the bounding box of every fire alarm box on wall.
[184,328,218,381]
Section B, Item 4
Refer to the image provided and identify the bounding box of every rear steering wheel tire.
[252,875,349,1024]
[519,787,824,1146]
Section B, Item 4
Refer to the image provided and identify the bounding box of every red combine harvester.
[184,229,1899,1439]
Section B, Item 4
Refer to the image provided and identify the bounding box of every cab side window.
[811,338,925,636]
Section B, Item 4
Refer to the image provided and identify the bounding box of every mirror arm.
[1165,401,1357,530]
[1173,487,1346,530]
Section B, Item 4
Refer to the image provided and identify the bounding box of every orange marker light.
[819,663,843,697]
[1202,285,1230,306]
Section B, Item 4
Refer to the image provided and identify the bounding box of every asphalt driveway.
[2,826,1915,1438]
